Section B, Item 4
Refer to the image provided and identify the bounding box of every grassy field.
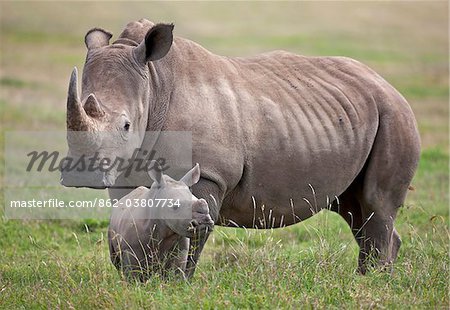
[0,1,448,308]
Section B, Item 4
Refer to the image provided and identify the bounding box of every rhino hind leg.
[334,109,419,274]
[355,211,398,274]
[355,111,419,274]
[334,190,403,274]
[335,180,399,274]
[334,167,405,274]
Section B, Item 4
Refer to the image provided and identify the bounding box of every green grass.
[0,150,447,308]
[0,1,448,309]
[0,77,36,89]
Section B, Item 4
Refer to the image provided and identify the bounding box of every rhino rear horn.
[84,93,105,118]
[85,28,113,50]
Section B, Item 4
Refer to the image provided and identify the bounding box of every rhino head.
[61,22,174,188]
[108,162,214,281]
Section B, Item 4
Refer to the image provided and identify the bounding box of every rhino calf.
[108,162,213,281]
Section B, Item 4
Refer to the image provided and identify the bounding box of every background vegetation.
[1,1,448,308]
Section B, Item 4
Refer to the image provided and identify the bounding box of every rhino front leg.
[162,235,190,279]
[186,227,213,279]
[185,178,223,279]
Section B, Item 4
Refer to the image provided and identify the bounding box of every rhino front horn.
[67,67,92,131]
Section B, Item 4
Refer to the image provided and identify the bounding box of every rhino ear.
[85,28,113,50]
[148,160,166,186]
[133,23,174,64]
[180,163,201,187]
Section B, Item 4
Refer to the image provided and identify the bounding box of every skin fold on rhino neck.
[144,45,175,133]
[107,43,177,193]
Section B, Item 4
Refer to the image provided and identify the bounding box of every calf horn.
[66,67,93,131]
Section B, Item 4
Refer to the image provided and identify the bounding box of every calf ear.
[85,28,113,50]
[180,163,201,187]
[148,160,166,186]
[133,23,174,64]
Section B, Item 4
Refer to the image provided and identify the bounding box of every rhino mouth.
[60,169,115,189]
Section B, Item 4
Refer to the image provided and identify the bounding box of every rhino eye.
[124,121,131,131]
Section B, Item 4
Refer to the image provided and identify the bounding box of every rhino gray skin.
[108,162,213,281]
[63,19,421,277]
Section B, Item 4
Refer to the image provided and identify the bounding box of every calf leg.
[162,236,190,279]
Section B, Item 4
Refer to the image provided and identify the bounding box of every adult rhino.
[61,19,420,277]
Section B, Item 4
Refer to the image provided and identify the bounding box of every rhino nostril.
[190,220,199,227]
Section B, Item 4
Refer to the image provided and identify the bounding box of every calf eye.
[124,121,131,131]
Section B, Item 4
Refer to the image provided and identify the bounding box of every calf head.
[109,162,214,281]
[147,162,214,238]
